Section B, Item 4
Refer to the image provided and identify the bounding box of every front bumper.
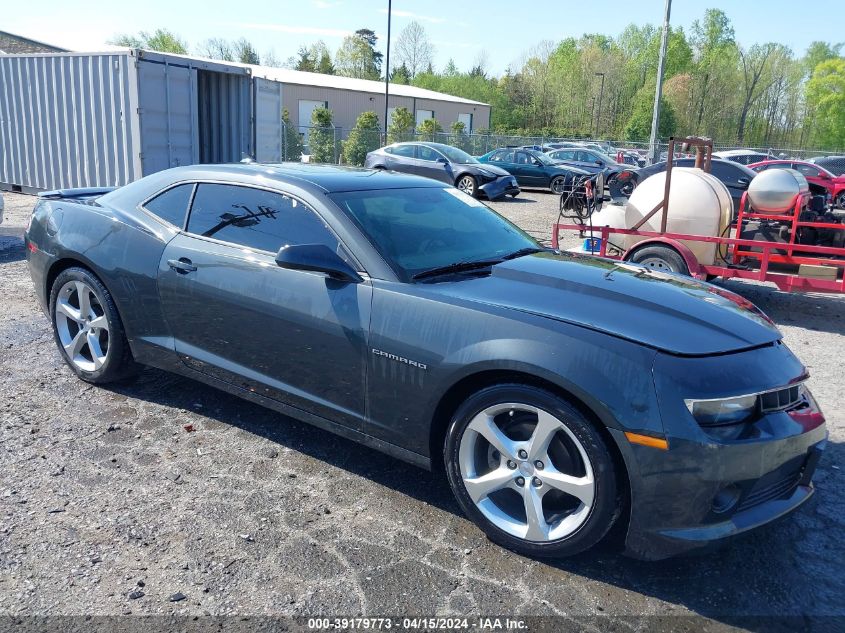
[479,176,520,200]
[614,342,828,560]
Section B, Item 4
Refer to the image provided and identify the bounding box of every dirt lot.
[1,189,843,628]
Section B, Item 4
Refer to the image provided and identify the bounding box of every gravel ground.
[0,189,843,628]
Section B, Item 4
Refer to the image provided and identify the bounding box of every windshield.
[329,187,538,281]
[435,145,479,164]
[528,150,556,166]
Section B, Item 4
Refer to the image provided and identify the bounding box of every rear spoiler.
[38,187,116,200]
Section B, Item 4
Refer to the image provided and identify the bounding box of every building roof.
[245,65,488,106]
[0,30,67,54]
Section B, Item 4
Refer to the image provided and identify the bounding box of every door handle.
[167,258,197,274]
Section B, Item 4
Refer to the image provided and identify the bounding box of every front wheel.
[444,384,620,558]
[456,174,478,198]
[836,191,845,210]
[550,176,568,194]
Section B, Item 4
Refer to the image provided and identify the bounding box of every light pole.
[649,0,672,164]
[383,0,392,143]
[594,72,605,140]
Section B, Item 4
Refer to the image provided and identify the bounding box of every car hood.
[467,163,511,177]
[432,252,781,356]
[547,162,591,176]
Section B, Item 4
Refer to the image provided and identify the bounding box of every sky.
[5,0,844,75]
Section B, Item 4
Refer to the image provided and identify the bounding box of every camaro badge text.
[372,348,427,370]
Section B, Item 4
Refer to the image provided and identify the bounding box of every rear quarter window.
[143,183,195,228]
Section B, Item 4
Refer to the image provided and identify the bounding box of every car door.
[710,161,751,215]
[486,149,518,181]
[383,143,417,173]
[514,151,545,186]
[792,163,830,192]
[156,182,371,431]
[415,145,453,184]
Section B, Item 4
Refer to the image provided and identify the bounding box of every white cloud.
[379,8,445,24]
[236,23,352,38]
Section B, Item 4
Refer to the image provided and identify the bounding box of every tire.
[444,384,620,558]
[836,191,845,210]
[627,244,690,275]
[456,174,478,198]
[550,176,567,194]
[49,267,138,383]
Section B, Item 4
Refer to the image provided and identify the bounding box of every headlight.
[685,382,808,427]
[475,169,496,179]
[685,394,757,426]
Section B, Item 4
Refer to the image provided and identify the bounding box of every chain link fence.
[281,123,841,167]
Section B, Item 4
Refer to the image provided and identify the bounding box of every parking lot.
[1,189,843,627]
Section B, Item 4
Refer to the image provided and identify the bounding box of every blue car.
[478,148,589,193]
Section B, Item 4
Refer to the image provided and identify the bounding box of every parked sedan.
[478,148,589,193]
[749,159,845,208]
[25,164,826,561]
[364,142,519,200]
[546,148,638,195]
[636,158,758,217]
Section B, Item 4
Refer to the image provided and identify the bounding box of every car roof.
[103,163,444,207]
[713,149,767,156]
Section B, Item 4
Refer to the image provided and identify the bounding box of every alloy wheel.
[551,178,567,194]
[54,280,110,372]
[458,403,595,542]
[458,176,476,196]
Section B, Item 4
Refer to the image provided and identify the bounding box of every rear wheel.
[456,174,478,198]
[49,267,137,383]
[627,244,690,275]
[836,191,845,209]
[444,384,620,558]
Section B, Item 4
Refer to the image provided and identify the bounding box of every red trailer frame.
[552,137,845,294]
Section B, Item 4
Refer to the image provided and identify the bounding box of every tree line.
[111,9,845,151]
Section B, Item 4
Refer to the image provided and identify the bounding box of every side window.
[794,163,820,178]
[710,161,732,180]
[515,152,531,165]
[576,151,593,162]
[186,184,339,254]
[418,146,441,162]
[558,150,576,161]
[392,144,416,158]
[144,183,194,227]
[490,150,513,163]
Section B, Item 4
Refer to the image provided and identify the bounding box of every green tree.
[390,63,411,84]
[233,38,260,64]
[417,117,443,141]
[806,58,845,149]
[281,108,303,161]
[387,106,415,143]
[110,28,188,54]
[449,120,471,151]
[309,107,336,164]
[342,111,381,166]
[335,29,382,79]
[624,81,676,141]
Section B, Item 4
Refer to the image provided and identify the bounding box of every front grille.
[736,456,805,512]
[759,385,802,413]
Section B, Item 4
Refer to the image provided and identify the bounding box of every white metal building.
[0,48,490,192]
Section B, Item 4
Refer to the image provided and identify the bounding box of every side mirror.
[737,177,750,186]
[595,160,604,167]
[533,159,543,166]
[275,244,362,283]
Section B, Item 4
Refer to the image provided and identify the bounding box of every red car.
[749,159,845,208]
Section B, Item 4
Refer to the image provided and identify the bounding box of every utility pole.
[594,72,605,140]
[649,0,671,164]
[383,0,392,144]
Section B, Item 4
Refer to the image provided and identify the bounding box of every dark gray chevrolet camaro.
[25,163,826,560]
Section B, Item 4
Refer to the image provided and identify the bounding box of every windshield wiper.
[412,259,502,281]
[499,246,548,261]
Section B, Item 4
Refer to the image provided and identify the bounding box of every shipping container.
[0,49,254,192]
